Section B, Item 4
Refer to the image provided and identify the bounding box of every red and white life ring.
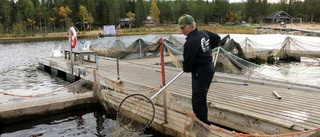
[67,27,78,48]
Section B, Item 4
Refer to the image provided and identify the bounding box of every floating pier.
[0,92,94,124]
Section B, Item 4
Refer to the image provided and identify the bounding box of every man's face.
[180,25,192,36]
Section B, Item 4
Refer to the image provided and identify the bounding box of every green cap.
[177,14,195,28]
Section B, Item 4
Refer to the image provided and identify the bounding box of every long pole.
[117,58,120,80]
[139,39,142,59]
[150,71,184,100]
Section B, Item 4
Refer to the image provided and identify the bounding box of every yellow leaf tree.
[78,5,94,30]
[149,0,160,26]
[126,11,136,28]
[58,6,72,29]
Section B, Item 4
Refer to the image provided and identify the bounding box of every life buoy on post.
[67,27,78,48]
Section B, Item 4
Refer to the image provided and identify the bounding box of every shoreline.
[0,23,319,44]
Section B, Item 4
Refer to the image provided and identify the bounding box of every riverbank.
[0,25,256,43]
[0,23,319,43]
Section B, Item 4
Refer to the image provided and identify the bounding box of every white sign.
[103,25,116,36]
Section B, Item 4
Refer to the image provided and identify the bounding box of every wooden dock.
[257,26,320,35]
[95,56,320,136]
[0,92,95,124]
[3,53,320,136]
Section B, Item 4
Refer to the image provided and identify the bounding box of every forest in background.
[0,0,319,36]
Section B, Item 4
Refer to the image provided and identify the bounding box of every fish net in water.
[95,38,160,60]
[164,36,320,86]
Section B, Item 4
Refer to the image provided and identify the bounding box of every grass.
[116,25,256,35]
[0,25,257,41]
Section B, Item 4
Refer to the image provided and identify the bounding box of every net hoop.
[117,93,155,132]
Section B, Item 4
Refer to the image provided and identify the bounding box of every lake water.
[1,108,115,137]
[0,34,319,136]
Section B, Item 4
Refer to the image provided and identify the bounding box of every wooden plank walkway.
[37,55,320,137]
[0,92,94,124]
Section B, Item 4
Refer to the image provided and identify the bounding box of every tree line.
[0,0,319,36]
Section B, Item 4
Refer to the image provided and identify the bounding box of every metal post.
[245,37,248,52]
[213,46,221,67]
[69,29,74,74]
[93,69,100,102]
[95,56,99,70]
[139,39,142,59]
[106,40,109,57]
[159,38,167,123]
[117,58,120,80]
[160,38,166,86]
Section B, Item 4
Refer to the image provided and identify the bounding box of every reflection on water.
[0,67,70,104]
[255,62,320,86]
[1,107,162,137]
[1,108,116,137]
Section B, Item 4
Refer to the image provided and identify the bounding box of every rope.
[163,41,183,55]
[167,48,182,68]
[184,112,196,136]
[247,38,284,48]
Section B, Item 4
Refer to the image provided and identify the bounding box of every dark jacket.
[183,28,221,72]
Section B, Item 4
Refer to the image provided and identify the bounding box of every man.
[178,14,221,125]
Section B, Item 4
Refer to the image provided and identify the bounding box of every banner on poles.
[103,25,116,36]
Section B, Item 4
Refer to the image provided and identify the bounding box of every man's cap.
[177,14,195,28]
